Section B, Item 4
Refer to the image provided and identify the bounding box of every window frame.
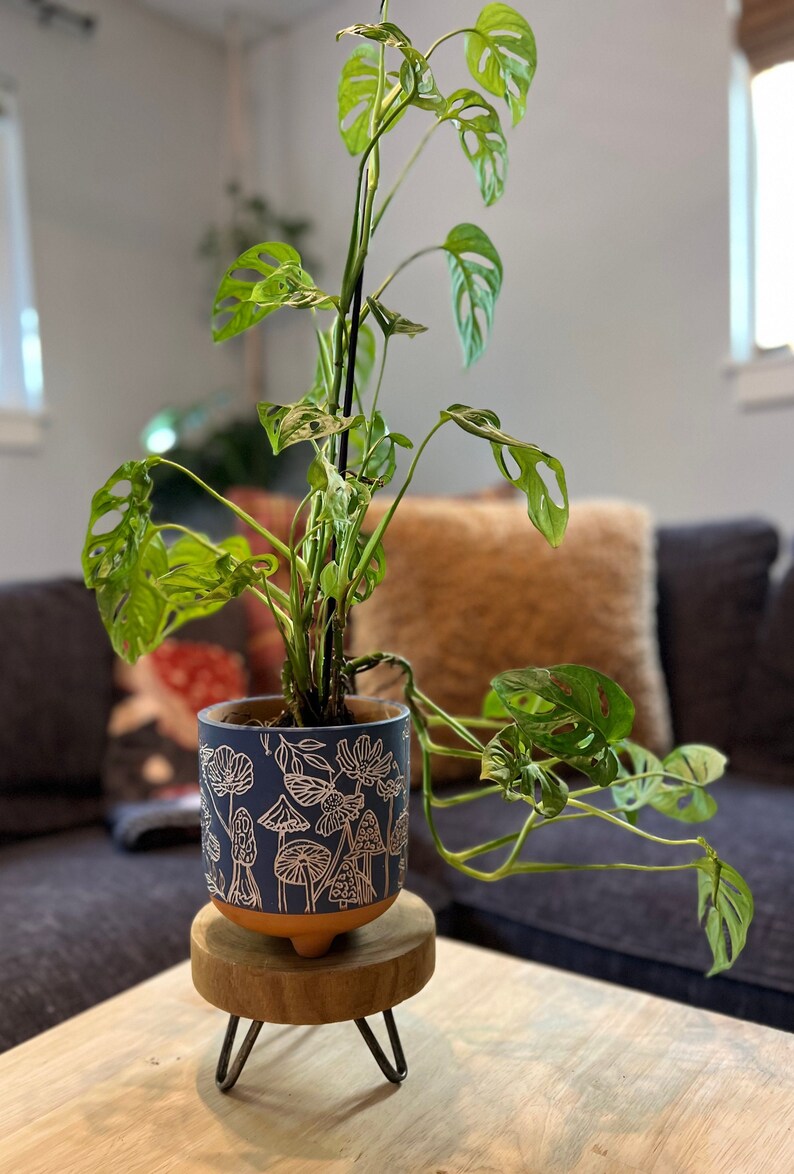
[727,51,794,408]
[0,77,45,449]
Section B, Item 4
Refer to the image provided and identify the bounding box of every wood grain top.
[0,937,792,1173]
[190,892,436,1023]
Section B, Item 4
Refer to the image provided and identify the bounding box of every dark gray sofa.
[1,518,792,1053]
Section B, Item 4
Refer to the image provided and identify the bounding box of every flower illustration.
[316,789,364,838]
[376,772,404,801]
[207,745,254,797]
[336,734,394,790]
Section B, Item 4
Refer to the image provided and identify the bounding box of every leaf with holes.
[212,243,335,342]
[441,404,568,546]
[366,297,428,340]
[694,855,754,975]
[399,47,445,113]
[257,401,364,455]
[82,459,158,594]
[338,45,407,155]
[336,21,411,48]
[465,3,537,127]
[612,742,723,825]
[481,726,569,816]
[350,410,413,487]
[442,224,503,366]
[492,665,635,786]
[442,89,507,206]
[611,741,665,825]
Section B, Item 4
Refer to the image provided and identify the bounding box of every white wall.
[0,0,241,581]
[249,0,793,539]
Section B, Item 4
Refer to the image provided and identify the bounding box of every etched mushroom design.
[349,809,386,898]
[200,792,225,899]
[206,745,255,839]
[329,858,375,911]
[377,773,404,893]
[228,807,261,909]
[389,809,409,891]
[273,839,331,914]
[258,795,310,912]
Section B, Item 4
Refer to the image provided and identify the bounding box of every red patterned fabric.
[229,488,302,695]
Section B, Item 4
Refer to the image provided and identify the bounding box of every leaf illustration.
[284,773,334,807]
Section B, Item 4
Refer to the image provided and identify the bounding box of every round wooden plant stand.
[190,891,436,1089]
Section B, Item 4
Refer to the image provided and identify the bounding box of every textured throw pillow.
[351,497,673,781]
[229,488,302,695]
[103,640,247,847]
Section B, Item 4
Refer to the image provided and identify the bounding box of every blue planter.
[197,696,411,957]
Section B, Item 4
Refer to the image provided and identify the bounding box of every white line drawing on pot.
[377,772,404,893]
[329,857,375,910]
[258,795,310,912]
[348,809,387,898]
[336,734,395,793]
[206,744,255,839]
[201,789,226,900]
[228,807,261,909]
[273,839,332,914]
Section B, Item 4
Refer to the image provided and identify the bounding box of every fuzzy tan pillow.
[351,498,672,782]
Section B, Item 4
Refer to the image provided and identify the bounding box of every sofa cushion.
[410,769,794,1007]
[655,519,778,747]
[731,553,794,777]
[0,579,115,797]
[352,498,672,779]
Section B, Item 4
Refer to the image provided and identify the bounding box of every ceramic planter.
[197,695,411,958]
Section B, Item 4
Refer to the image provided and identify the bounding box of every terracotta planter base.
[210,893,399,958]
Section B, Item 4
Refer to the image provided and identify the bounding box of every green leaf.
[399,47,445,113]
[257,401,364,455]
[212,243,335,343]
[465,3,537,127]
[351,531,387,602]
[337,21,411,48]
[366,297,428,339]
[694,855,754,976]
[307,453,363,538]
[612,742,724,826]
[492,665,635,786]
[481,726,569,816]
[82,460,158,595]
[441,404,569,547]
[442,223,503,366]
[338,45,380,155]
[442,89,507,206]
[350,410,413,487]
[663,745,727,786]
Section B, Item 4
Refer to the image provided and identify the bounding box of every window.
[729,0,794,404]
[0,78,44,445]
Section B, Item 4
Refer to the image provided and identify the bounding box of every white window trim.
[726,51,794,409]
[0,78,44,449]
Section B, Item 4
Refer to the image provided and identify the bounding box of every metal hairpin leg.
[215,1015,264,1091]
[214,1009,408,1091]
[354,1009,408,1083]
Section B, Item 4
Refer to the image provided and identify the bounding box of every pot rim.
[197,693,410,732]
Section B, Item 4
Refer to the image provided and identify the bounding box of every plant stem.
[425,27,475,60]
[372,121,440,235]
[565,798,703,849]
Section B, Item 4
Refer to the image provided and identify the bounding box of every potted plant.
[83,3,752,972]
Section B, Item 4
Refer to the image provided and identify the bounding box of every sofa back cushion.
[351,497,672,780]
[730,551,794,777]
[655,519,778,748]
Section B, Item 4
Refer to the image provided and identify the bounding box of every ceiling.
[139,0,334,42]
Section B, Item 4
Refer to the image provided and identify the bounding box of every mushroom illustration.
[390,810,410,890]
[228,807,261,909]
[349,809,386,898]
[377,773,404,893]
[207,745,255,837]
[258,795,310,912]
[329,858,375,910]
[273,839,331,914]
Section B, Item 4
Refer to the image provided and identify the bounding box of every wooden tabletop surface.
[0,936,792,1173]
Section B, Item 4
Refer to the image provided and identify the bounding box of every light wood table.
[0,937,792,1174]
